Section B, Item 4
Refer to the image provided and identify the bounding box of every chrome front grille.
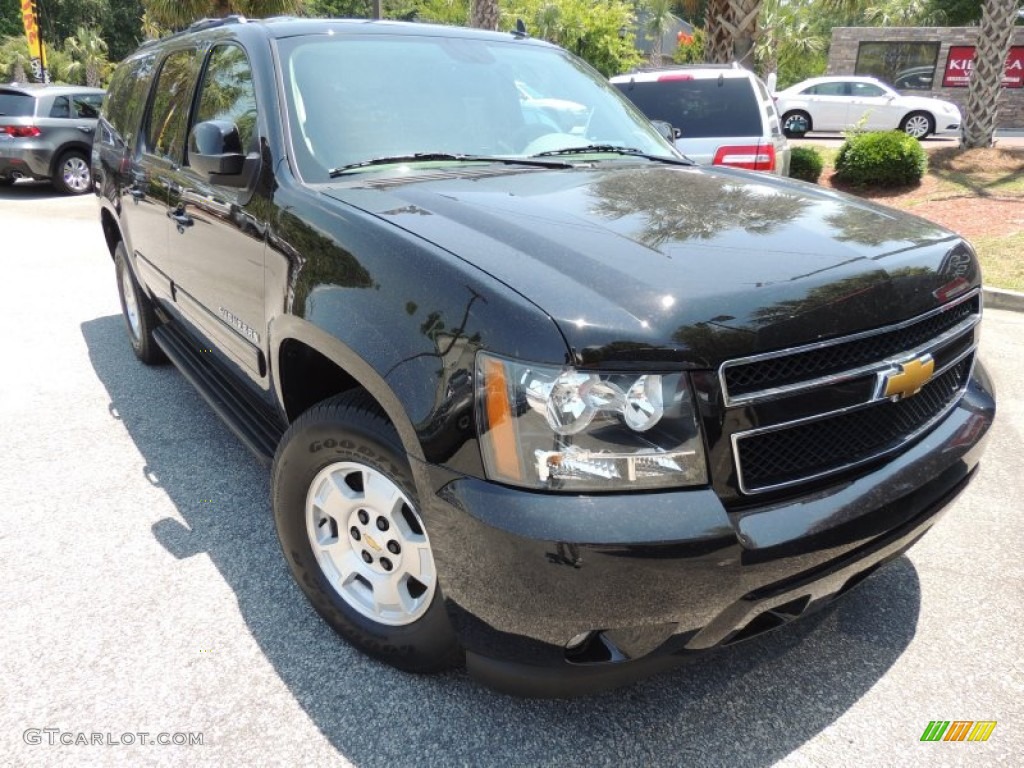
[721,292,980,406]
[725,289,980,495]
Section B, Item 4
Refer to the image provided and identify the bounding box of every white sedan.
[774,76,962,139]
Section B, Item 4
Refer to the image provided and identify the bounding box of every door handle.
[77,125,95,134]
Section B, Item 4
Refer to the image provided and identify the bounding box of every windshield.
[280,33,676,181]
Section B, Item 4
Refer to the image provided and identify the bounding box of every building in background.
[828,27,1024,130]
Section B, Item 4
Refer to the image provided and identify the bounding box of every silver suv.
[0,84,105,194]
[611,65,790,176]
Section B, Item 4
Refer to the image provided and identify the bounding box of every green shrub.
[789,146,823,183]
[833,131,928,188]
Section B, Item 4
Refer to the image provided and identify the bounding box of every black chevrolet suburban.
[94,17,995,696]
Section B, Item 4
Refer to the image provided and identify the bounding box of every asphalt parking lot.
[1,184,1021,767]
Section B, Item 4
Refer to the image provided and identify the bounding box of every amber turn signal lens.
[482,356,523,483]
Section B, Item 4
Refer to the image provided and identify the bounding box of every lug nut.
[361,551,373,564]
[357,510,369,525]
[387,540,400,555]
[376,517,389,531]
[350,527,361,541]
[380,557,393,571]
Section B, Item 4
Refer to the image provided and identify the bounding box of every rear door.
[127,47,200,304]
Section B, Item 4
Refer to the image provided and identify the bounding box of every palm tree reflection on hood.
[590,169,810,248]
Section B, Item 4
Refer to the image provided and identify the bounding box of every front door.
[163,43,269,392]
[847,81,894,131]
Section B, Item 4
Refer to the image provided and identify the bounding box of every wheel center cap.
[364,533,382,552]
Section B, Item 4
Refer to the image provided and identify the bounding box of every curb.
[983,287,1024,313]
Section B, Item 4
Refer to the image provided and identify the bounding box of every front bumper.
[421,363,994,696]
[935,115,962,136]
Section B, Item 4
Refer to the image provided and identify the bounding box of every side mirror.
[189,120,253,185]
[651,120,680,143]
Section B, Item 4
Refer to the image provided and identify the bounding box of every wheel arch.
[901,110,935,136]
[48,141,94,179]
[100,207,122,259]
[271,315,427,466]
[782,109,812,130]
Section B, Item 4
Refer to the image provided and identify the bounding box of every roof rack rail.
[189,14,248,32]
[138,14,248,49]
[629,62,743,74]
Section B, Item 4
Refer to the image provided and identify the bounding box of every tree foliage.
[0,0,21,39]
[143,0,306,30]
[756,0,826,87]
[501,0,641,76]
[65,26,112,87]
[0,35,31,81]
[641,0,675,66]
[672,27,705,64]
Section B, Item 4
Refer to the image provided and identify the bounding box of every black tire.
[52,149,92,195]
[0,177,14,187]
[272,390,462,673]
[114,242,166,364]
[782,111,811,138]
[900,111,934,140]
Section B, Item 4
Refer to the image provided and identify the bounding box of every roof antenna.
[514,18,529,38]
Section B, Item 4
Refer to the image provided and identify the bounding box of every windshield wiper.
[531,145,694,166]
[329,152,574,178]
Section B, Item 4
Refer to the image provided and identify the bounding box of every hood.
[323,163,977,367]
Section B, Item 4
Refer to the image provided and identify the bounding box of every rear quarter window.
[0,91,35,117]
[614,78,762,138]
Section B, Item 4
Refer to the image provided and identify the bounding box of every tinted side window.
[73,94,103,119]
[193,44,258,154]
[49,96,71,118]
[851,82,886,98]
[103,53,158,147]
[615,78,762,138]
[0,91,34,116]
[145,50,198,163]
[804,82,846,96]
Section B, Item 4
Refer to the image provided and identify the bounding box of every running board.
[153,323,284,465]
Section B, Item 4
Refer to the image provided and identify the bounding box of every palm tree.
[470,0,500,30]
[705,0,763,66]
[756,0,824,79]
[643,0,675,67]
[65,27,110,88]
[0,36,32,82]
[143,0,305,29]
[962,0,1020,148]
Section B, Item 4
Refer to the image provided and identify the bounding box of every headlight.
[475,352,708,491]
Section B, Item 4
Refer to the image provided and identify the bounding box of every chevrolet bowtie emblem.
[882,355,935,400]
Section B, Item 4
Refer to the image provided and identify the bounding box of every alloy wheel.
[121,264,141,340]
[305,461,437,626]
[62,156,91,193]
[903,115,931,139]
